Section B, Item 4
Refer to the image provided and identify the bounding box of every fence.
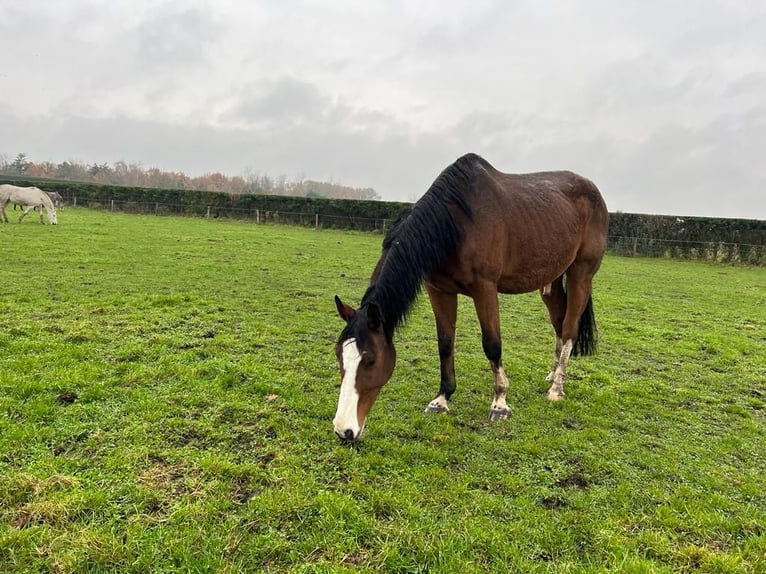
[73,197,393,232]
[63,196,766,266]
[608,235,766,265]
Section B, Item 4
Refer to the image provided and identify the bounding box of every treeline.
[0,153,379,200]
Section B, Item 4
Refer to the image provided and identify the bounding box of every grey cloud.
[597,114,766,217]
[224,77,334,127]
[723,73,766,100]
[449,111,513,149]
[135,5,223,71]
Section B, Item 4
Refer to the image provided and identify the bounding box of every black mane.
[341,153,483,344]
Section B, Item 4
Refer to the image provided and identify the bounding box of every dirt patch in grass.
[137,459,203,501]
[56,391,78,405]
[231,475,261,504]
[555,471,590,489]
[540,495,569,510]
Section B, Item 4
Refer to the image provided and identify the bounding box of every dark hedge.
[2,176,764,264]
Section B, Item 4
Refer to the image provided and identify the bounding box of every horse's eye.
[361,351,375,367]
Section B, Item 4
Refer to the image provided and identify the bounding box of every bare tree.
[11,153,30,174]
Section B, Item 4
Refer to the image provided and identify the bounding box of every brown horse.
[333,153,608,441]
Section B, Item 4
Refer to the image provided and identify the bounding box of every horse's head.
[333,296,396,442]
[48,209,58,225]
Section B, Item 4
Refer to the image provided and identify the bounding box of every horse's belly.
[429,220,580,295]
[496,274,556,294]
[496,247,577,294]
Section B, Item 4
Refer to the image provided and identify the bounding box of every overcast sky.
[2,1,764,219]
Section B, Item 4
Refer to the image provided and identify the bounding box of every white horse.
[0,184,58,224]
[12,190,64,211]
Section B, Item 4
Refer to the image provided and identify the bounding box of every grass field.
[1,209,764,573]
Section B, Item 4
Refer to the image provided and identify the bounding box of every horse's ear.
[367,303,382,331]
[335,296,356,322]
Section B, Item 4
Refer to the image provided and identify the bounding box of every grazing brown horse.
[333,153,608,441]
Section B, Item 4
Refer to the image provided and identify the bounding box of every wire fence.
[74,197,392,232]
[609,235,765,265]
[70,197,766,265]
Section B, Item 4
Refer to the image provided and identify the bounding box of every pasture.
[1,209,764,573]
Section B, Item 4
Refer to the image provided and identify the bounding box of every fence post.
[73,197,77,208]
[110,199,114,211]
[315,213,319,229]
[206,206,211,218]
[256,209,260,224]
[155,202,159,214]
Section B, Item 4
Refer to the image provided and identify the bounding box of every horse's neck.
[369,248,389,284]
[364,248,422,336]
[39,193,55,212]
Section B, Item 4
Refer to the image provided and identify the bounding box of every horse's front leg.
[424,284,457,414]
[472,283,511,421]
[18,206,32,223]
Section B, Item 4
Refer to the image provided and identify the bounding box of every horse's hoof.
[489,407,511,421]
[424,402,449,414]
[545,372,555,382]
[547,390,565,401]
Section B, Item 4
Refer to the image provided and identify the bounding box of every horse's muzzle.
[335,428,357,443]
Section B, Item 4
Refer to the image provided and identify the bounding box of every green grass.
[1,209,764,573]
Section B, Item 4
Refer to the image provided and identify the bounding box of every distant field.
[1,209,764,573]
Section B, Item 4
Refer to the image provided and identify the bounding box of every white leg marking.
[425,394,450,413]
[546,337,563,382]
[489,365,511,419]
[547,339,573,400]
[333,339,363,438]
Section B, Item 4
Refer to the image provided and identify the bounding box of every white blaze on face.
[333,339,363,439]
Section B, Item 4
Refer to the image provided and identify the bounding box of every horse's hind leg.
[471,282,512,421]
[541,275,566,384]
[424,284,457,414]
[547,263,596,400]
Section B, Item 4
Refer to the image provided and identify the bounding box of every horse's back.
[0,184,20,203]
[1,184,45,205]
[435,157,608,294]
[479,164,604,215]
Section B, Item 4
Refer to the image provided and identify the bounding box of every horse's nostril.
[335,429,355,442]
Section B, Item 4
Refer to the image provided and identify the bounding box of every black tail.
[572,294,598,357]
